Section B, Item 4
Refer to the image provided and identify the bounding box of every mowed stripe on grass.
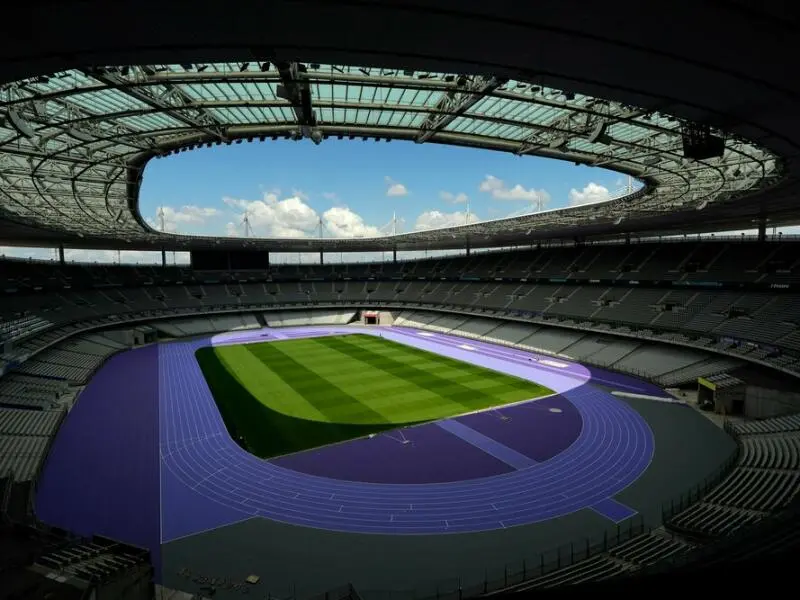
[196,333,553,458]
[312,335,538,421]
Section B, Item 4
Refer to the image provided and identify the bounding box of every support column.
[393,248,397,263]
[625,233,631,245]
[58,244,65,265]
[757,217,767,242]
[466,237,471,257]
[319,250,324,265]
[161,247,166,267]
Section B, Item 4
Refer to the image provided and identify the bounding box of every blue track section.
[34,326,653,557]
[158,329,652,538]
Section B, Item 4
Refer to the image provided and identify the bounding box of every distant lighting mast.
[242,210,253,238]
[157,206,175,264]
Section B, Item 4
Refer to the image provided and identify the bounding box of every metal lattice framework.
[0,62,783,250]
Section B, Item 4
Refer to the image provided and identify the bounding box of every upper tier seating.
[0,242,798,385]
[4,239,798,291]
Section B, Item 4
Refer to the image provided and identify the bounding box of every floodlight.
[7,110,36,139]
[68,127,94,142]
[587,121,609,144]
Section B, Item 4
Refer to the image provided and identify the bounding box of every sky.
[0,139,796,264]
[138,139,629,239]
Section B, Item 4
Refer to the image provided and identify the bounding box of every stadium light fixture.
[239,63,250,72]
[260,62,270,72]
[6,110,36,139]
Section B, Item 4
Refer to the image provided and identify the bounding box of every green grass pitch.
[195,333,553,458]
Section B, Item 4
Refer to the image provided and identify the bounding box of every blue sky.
[139,140,629,238]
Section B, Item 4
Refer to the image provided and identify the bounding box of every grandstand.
[2,1,800,598]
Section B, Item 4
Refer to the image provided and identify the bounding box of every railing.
[302,517,646,600]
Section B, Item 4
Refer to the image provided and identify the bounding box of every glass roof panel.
[0,62,781,245]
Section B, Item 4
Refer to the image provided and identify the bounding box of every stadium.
[1,1,800,598]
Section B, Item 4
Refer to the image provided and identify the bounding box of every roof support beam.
[515,107,651,156]
[415,75,507,144]
[83,68,227,143]
[275,62,319,141]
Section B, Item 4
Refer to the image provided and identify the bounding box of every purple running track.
[155,326,653,538]
[35,346,161,563]
[33,325,655,558]
[273,420,518,484]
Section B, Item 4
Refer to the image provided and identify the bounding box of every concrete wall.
[103,329,134,347]
[745,385,800,418]
[378,311,395,325]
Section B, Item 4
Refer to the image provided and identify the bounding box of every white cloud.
[322,192,339,201]
[414,210,479,231]
[222,192,382,239]
[291,189,309,202]
[478,175,550,208]
[439,191,469,204]
[173,205,220,223]
[385,176,409,197]
[223,193,318,238]
[145,204,221,233]
[568,182,612,206]
[323,206,382,238]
